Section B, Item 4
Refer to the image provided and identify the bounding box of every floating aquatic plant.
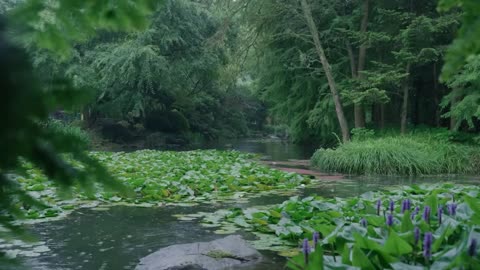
[360,218,368,228]
[376,199,382,215]
[200,183,480,269]
[386,214,394,227]
[423,206,431,224]
[423,232,433,259]
[414,227,420,245]
[302,238,310,264]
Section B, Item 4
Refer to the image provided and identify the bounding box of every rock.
[135,235,262,270]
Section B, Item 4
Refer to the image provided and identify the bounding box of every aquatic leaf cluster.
[213,183,480,269]
[16,150,309,220]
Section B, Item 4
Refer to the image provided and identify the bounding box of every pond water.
[20,139,480,270]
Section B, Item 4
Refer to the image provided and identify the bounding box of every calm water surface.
[22,139,480,270]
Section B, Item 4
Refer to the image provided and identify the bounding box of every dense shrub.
[311,135,480,175]
[46,120,91,147]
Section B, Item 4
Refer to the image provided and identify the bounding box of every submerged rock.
[135,235,262,270]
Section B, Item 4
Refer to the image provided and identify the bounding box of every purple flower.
[414,227,420,245]
[302,238,310,264]
[376,199,382,216]
[313,232,320,247]
[438,207,443,225]
[406,199,411,210]
[423,206,431,224]
[386,214,394,227]
[401,199,411,213]
[447,203,457,216]
[360,218,368,228]
[415,206,420,214]
[423,232,433,259]
[389,200,394,213]
[468,238,477,257]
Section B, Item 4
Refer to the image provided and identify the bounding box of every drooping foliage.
[244,0,462,142]
[35,0,265,140]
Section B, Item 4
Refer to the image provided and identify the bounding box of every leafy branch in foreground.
[0,17,128,244]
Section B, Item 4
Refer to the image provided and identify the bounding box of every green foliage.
[205,183,480,269]
[0,0,161,262]
[311,132,480,175]
[9,0,162,55]
[439,0,480,80]
[0,18,126,246]
[45,120,90,146]
[442,55,480,128]
[43,0,263,140]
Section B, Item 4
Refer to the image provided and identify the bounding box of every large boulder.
[135,235,262,270]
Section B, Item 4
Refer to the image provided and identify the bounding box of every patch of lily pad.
[14,150,310,223]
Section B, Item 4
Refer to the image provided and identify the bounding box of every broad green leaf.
[384,230,413,255]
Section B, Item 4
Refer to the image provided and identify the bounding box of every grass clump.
[311,132,480,175]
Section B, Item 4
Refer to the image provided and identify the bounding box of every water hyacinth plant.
[360,218,368,228]
[423,206,431,224]
[447,202,457,216]
[386,214,394,227]
[424,232,433,259]
[302,238,310,265]
[209,183,480,269]
[414,227,420,245]
[376,199,382,215]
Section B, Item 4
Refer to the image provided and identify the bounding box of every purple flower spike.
[376,199,382,216]
[415,206,420,214]
[469,238,477,257]
[401,200,407,213]
[414,227,420,245]
[386,214,394,227]
[410,211,416,220]
[447,203,457,216]
[313,232,320,247]
[438,207,443,225]
[423,206,431,224]
[406,199,411,210]
[401,199,411,213]
[302,238,310,264]
[423,232,433,259]
[360,218,368,228]
[389,200,394,213]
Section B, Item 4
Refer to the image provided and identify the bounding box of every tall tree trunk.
[400,63,411,134]
[300,0,350,142]
[354,0,369,128]
[346,41,357,78]
[433,62,441,127]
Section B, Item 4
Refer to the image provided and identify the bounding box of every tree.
[300,0,350,142]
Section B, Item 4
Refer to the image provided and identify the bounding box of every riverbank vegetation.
[312,128,480,175]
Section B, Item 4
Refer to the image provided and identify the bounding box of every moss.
[205,250,235,259]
